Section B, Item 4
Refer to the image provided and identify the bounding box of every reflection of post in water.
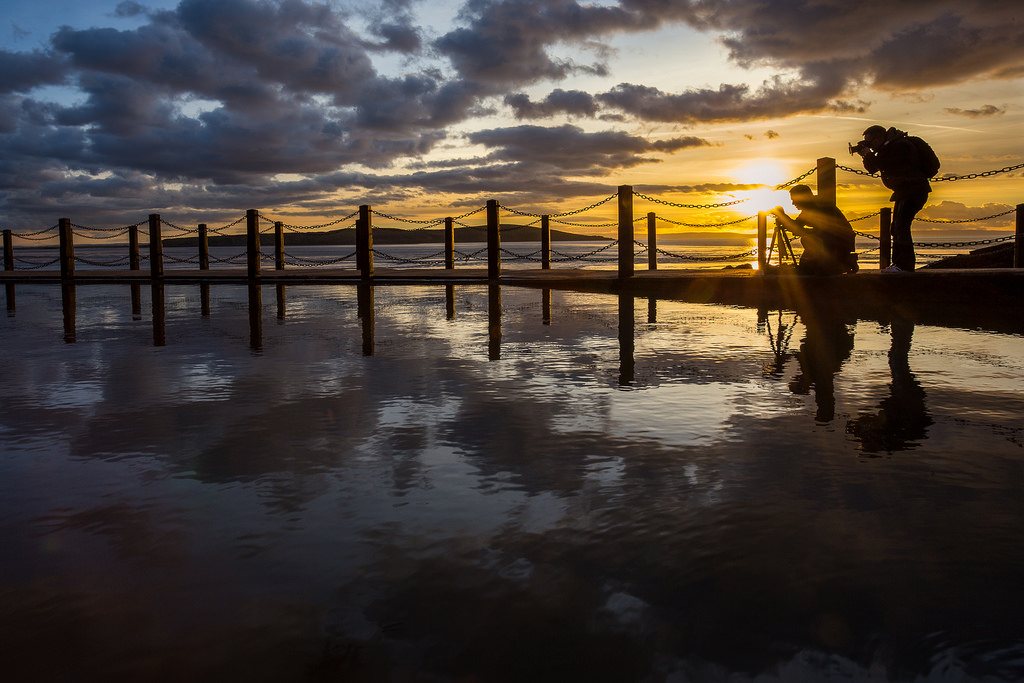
[788,308,853,422]
[357,283,374,356]
[618,292,635,386]
[5,283,14,314]
[488,283,501,361]
[276,285,286,321]
[61,283,76,343]
[760,308,796,377]
[151,282,166,347]
[847,318,932,454]
[647,296,657,325]
[131,284,142,318]
[542,288,551,326]
[247,283,262,351]
[200,283,211,318]
[445,284,455,320]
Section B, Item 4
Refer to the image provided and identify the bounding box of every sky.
[1,0,1022,238]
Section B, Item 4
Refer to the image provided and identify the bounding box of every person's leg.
[891,194,928,270]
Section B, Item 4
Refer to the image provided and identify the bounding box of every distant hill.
[921,242,1014,269]
[164,224,611,247]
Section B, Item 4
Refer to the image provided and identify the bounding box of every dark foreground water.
[1,283,1023,682]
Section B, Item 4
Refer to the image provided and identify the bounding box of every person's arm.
[770,207,809,237]
[858,147,881,174]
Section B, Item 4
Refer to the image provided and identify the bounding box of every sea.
[2,281,1023,682]
[5,233,1010,272]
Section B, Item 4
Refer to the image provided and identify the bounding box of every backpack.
[908,136,940,178]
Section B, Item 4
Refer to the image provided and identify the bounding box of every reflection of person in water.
[789,310,855,422]
[847,318,932,453]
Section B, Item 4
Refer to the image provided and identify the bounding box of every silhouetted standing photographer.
[851,125,938,272]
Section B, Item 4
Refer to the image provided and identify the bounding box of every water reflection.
[61,282,75,343]
[847,317,932,453]
[2,283,1023,682]
[788,305,855,422]
[152,282,166,347]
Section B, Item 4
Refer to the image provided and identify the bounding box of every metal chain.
[10,225,59,238]
[75,255,132,267]
[12,256,61,269]
[658,215,757,228]
[502,193,617,219]
[837,162,1024,181]
[916,208,1016,224]
[282,251,357,266]
[71,227,132,240]
[850,211,882,223]
[633,192,749,210]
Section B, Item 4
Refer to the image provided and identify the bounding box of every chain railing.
[2,160,1019,275]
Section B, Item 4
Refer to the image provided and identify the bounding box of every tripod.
[765,216,798,267]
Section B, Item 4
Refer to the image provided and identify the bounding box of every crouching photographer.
[771,185,858,276]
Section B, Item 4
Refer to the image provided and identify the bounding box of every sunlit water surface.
[1,284,1023,682]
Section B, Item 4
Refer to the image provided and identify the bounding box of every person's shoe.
[881,265,903,273]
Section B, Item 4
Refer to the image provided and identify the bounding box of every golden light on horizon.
[728,160,795,214]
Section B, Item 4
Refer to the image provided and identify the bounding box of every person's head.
[789,184,815,209]
[862,125,887,150]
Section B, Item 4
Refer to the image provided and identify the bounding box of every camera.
[848,140,868,154]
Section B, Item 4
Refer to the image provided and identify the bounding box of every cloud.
[918,200,1016,228]
[505,89,599,119]
[433,0,649,89]
[944,104,1005,118]
[597,78,863,125]
[0,49,68,94]
[0,0,1020,229]
[468,123,711,172]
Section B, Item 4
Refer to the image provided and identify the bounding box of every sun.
[731,161,794,213]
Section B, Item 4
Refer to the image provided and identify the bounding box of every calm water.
[1,283,1023,682]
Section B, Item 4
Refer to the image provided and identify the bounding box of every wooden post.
[1015,204,1023,268]
[618,185,634,278]
[128,225,140,271]
[2,231,12,270]
[274,221,284,270]
[58,218,74,279]
[445,217,455,269]
[198,224,209,270]
[486,199,500,279]
[357,205,373,279]
[817,157,837,206]
[879,207,892,269]
[541,215,551,270]
[246,209,260,279]
[647,212,657,271]
[148,214,164,279]
[757,211,767,273]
